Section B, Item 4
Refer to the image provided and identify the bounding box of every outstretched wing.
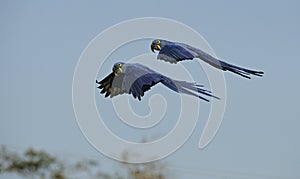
[123,64,219,102]
[157,43,196,63]
[127,72,219,102]
[96,72,126,98]
[125,72,164,101]
[96,64,165,100]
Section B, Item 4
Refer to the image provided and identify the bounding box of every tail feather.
[178,87,210,102]
[174,81,220,100]
[222,61,264,79]
[194,49,264,79]
[161,77,219,102]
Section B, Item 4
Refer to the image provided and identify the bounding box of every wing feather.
[96,73,125,98]
[157,43,196,63]
[127,73,163,100]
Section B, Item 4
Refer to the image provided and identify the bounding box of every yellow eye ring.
[157,40,160,44]
[118,64,122,67]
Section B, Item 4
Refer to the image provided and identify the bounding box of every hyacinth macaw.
[96,62,219,102]
[151,39,264,79]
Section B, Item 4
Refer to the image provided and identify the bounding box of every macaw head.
[112,62,125,75]
[151,39,169,52]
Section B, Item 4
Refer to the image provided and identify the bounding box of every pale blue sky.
[1,1,300,178]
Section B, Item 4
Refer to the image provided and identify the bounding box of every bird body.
[151,39,264,79]
[96,62,219,102]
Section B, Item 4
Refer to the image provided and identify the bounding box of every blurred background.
[1,1,299,178]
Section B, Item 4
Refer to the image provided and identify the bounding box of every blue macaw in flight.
[151,39,264,79]
[96,62,219,102]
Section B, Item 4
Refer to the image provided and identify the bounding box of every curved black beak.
[151,43,155,53]
[112,66,123,76]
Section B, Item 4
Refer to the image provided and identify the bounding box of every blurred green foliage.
[0,145,167,179]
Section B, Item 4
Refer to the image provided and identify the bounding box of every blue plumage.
[96,62,218,102]
[151,39,264,79]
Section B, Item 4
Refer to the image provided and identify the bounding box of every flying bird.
[151,39,264,79]
[96,62,219,102]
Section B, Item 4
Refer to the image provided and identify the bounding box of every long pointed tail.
[218,61,264,79]
[194,49,264,79]
[161,78,220,102]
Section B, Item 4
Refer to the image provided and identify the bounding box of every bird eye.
[157,40,160,44]
[118,64,122,67]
